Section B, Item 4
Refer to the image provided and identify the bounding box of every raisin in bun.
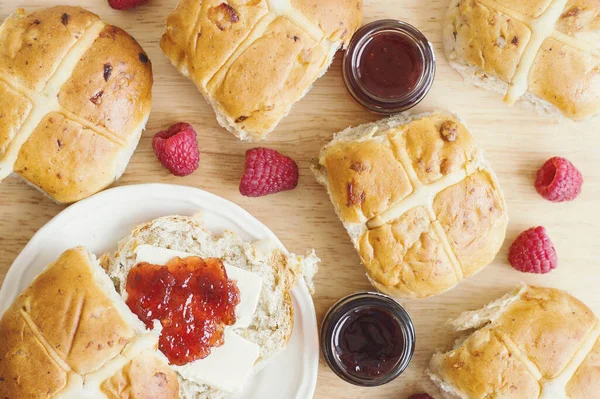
[443,0,600,120]
[313,111,508,299]
[160,0,362,141]
[0,6,152,203]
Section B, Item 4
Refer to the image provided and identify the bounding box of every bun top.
[0,6,153,203]
[316,112,508,299]
[0,247,179,398]
[430,285,600,398]
[161,0,363,141]
[444,0,600,120]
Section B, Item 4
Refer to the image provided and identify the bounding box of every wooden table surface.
[1,0,599,398]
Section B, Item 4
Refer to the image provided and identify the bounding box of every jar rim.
[342,19,436,114]
[320,292,416,387]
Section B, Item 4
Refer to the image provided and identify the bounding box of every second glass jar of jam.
[343,20,436,114]
[321,292,416,386]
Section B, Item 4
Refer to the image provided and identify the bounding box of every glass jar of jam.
[321,292,415,386]
[342,20,436,114]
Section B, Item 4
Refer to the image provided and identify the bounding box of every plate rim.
[0,183,319,399]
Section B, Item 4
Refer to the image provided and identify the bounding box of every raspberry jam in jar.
[343,20,436,113]
[125,256,240,366]
[321,292,415,386]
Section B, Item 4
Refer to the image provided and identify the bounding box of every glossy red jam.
[126,257,240,366]
[357,32,424,100]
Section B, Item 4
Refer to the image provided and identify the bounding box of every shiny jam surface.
[125,256,240,366]
[333,306,404,379]
[357,32,424,100]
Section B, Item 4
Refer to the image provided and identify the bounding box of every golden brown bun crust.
[0,6,153,203]
[321,138,413,224]
[315,112,508,299]
[290,0,363,44]
[0,6,99,91]
[58,24,153,138]
[7,248,135,374]
[359,207,458,298]
[567,336,600,399]
[207,16,332,137]
[492,286,596,378]
[161,0,269,89]
[14,113,122,204]
[444,0,600,120]
[431,327,541,398]
[528,38,600,119]
[0,307,69,397]
[430,285,600,399]
[493,0,554,17]
[161,0,362,140]
[101,350,180,399]
[394,115,479,185]
[555,0,600,45]
[0,79,31,158]
[445,0,532,83]
[0,248,179,398]
[433,170,507,277]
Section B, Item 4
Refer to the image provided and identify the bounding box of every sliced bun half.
[102,215,319,398]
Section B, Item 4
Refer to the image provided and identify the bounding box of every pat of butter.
[173,329,260,393]
[134,245,262,393]
[135,245,263,329]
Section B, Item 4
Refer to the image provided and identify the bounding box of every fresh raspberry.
[108,0,148,10]
[152,123,199,177]
[408,395,434,399]
[239,148,299,197]
[509,227,557,274]
[535,157,583,202]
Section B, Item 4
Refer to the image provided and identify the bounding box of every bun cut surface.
[313,112,508,299]
[0,6,153,203]
[160,0,363,141]
[102,215,319,398]
[443,0,600,120]
[0,247,179,398]
[429,284,600,399]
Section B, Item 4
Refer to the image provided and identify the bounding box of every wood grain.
[1,1,599,398]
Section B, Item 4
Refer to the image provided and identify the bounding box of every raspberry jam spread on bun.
[125,256,240,366]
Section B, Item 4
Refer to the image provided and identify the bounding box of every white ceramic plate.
[0,184,319,399]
